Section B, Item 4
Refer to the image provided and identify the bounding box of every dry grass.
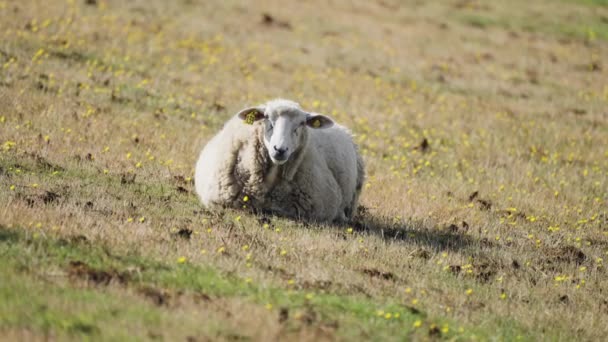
[1,0,607,340]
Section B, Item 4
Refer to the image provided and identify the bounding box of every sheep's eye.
[268,122,273,129]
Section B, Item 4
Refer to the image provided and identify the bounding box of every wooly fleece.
[195,100,364,222]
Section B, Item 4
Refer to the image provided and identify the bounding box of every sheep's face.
[237,102,333,165]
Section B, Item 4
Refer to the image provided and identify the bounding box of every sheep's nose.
[273,146,288,155]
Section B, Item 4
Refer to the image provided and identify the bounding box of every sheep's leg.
[348,153,365,220]
[335,209,348,223]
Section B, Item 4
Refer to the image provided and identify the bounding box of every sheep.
[194,99,365,223]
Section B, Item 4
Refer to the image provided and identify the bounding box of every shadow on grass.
[346,208,485,252]
[234,204,482,252]
[248,207,484,252]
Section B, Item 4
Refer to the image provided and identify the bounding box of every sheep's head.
[237,99,334,165]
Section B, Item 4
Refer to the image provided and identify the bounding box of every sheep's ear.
[306,114,334,129]
[237,107,265,125]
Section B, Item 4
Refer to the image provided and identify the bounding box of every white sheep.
[194,99,364,223]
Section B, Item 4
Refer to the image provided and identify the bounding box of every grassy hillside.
[1,0,607,340]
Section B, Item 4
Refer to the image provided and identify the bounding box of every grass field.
[1,0,607,340]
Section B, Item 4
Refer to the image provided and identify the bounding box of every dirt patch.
[265,265,295,280]
[139,286,212,308]
[17,189,63,207]
[138,286,172,306]
[428,324,442,337]
[67,262,213,308]
[473,263,497,283]
[446,221,473,234]
[414,138,430,152]
[448,265,462,275]
[298,306,318,326]
[68,235,89,245]
[301,279,333,291]
[539,245,587,271]
[477,199,492,210]
[278,307,289,323]
[553,246,587,264]
[173,175,194,185]
[411,248,431,259]
[360,268,396,281]
[193,292,212,304]
[261,13,292,30]
[468,191,479,201]
[42,191,60,204]
[601,299,608,314]
[448,258,499,284]
[401,304,422,315]
[447,224,459,233]
[25,152,64,172]
[67,260,130,286]
[120,173,136,184]
[174,228,193,240]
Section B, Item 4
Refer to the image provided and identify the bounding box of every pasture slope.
[1,0,607,340]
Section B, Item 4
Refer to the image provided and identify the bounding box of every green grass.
[1,226,535,341]
[577,0,608,7]
[1,272,162,340]
[455,1,608,40]
[460,14,498,30]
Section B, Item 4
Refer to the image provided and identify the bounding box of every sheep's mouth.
[270,154,289,165]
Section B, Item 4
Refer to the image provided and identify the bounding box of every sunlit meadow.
[1,0,607,340]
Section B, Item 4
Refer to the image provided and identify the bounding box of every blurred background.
[0,0,606,341]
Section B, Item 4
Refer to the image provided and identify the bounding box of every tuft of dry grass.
[1,0,607,340]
